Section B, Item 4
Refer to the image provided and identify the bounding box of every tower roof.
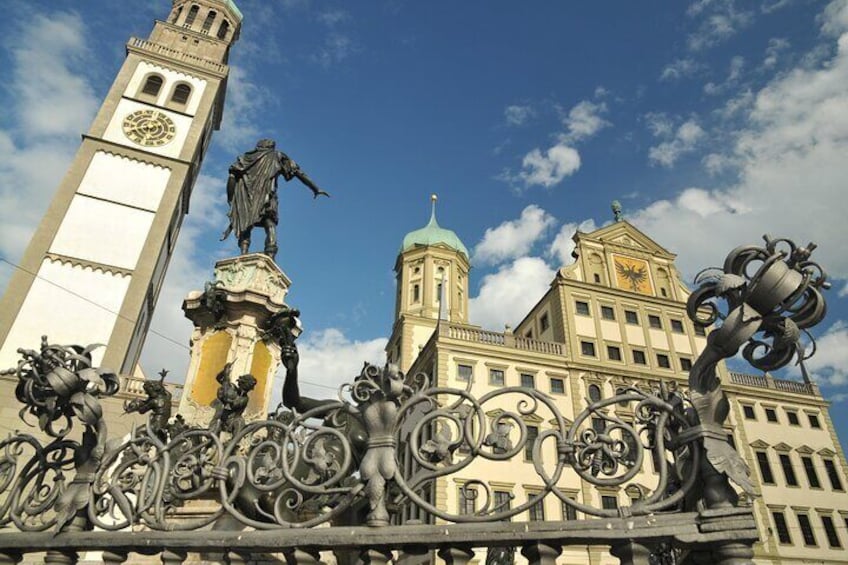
[400,195,468,258]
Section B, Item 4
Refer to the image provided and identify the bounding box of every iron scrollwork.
[0,236,830,542]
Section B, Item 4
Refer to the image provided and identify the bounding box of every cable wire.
[0,257,341,391]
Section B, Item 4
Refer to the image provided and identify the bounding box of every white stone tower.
[0,1,242,374]
[387,195,470,372]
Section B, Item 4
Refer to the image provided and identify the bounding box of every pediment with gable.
[795,445,814,455]
[576,221,676,260]
[749,439,770,449]
[817,447,836,457]
[773,442,793,452]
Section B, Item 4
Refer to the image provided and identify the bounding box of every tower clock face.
[122,109,177,147]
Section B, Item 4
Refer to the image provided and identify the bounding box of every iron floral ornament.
[686,235,829,506]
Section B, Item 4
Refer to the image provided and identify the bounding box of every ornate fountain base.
[179,253,292,428]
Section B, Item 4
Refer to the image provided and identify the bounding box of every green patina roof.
[224,0,243,20]
[401,208,468,258]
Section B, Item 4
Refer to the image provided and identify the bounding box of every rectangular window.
[581,341,596,357]
[670,319,685,333]
[787,411,800,426]
[765,408,778,423]
[601,305,616,320]
[743,405,756,420]
[575,301,590,316]
[413,284,420,302]
[824,459,844,491]
[797,513,817,546]
[601,495,618,510]
[633,350,646,365]
[561,499,577,520]
[801,456,821,488]
[778,454,798,486]
[525,426,538,461]
[550,378,565,394]
[808,413,821,428]
[656,353,671,369]
[493,490,512,518]
[756,451,775,484]
[459,486,476,515]
[540,313,550,332]
[457,364,472,382]
[528,497,545,521]
[625,310,639,325]
[821,515,842,548]
[680,357,692,371]
[772,511,792,544]
[489,368,505,386]
[648,314,662,329]
[520,373,535,389]
[694,325,706,336]
[607,345,622,361]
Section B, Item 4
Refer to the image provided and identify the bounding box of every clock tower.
[0,1,242,373]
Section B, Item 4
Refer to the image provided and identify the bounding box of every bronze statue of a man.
[221,139,329,260]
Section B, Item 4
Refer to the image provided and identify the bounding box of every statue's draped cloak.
[227,147,297,237]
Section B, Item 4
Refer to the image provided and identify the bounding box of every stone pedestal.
[179,253,291,427]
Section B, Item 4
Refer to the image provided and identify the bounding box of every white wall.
[49,194,155,270]
[0,259,132,369]
[77,151,171,212]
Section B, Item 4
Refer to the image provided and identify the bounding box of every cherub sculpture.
[209,363,257,435]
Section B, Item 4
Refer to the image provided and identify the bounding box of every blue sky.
[1,0,847,447]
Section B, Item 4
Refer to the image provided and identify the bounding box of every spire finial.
[429,193,438,225]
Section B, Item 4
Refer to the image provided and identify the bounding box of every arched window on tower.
[170,5,183,24]
[139,74,164,99]
[217,20,230,40]
[170,83,192,106]
[201,10,217,34]
[184,5,199,27]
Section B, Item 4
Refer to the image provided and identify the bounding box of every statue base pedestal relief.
[179,253,292,428]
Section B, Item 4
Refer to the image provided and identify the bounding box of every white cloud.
[628,0,848,287]
[686,0,754,51]
[648,119,705,167]
[503,97,609,190]
[805,321,848,387]
[473,205,556,266]
[704,55,745,95]
[270,328,388,402]
[311,33,355,67]
[763,38,791,68]
[562,100,610,142]
[504,105,535,126]
[644,112,675,137]
[660,58,702,81]
[761,0,794,14]
[548,219,598,266]
[216,65,268,153]
[518,144,581,188]
[0,11,99,291]
[469,257,555,331]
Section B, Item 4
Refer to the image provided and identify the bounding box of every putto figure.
[221,138,329,260]
[209,363,257,435]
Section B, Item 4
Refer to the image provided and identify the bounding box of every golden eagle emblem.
[615,260,648,292]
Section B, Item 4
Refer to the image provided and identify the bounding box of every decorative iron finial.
[611,200,623,222]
